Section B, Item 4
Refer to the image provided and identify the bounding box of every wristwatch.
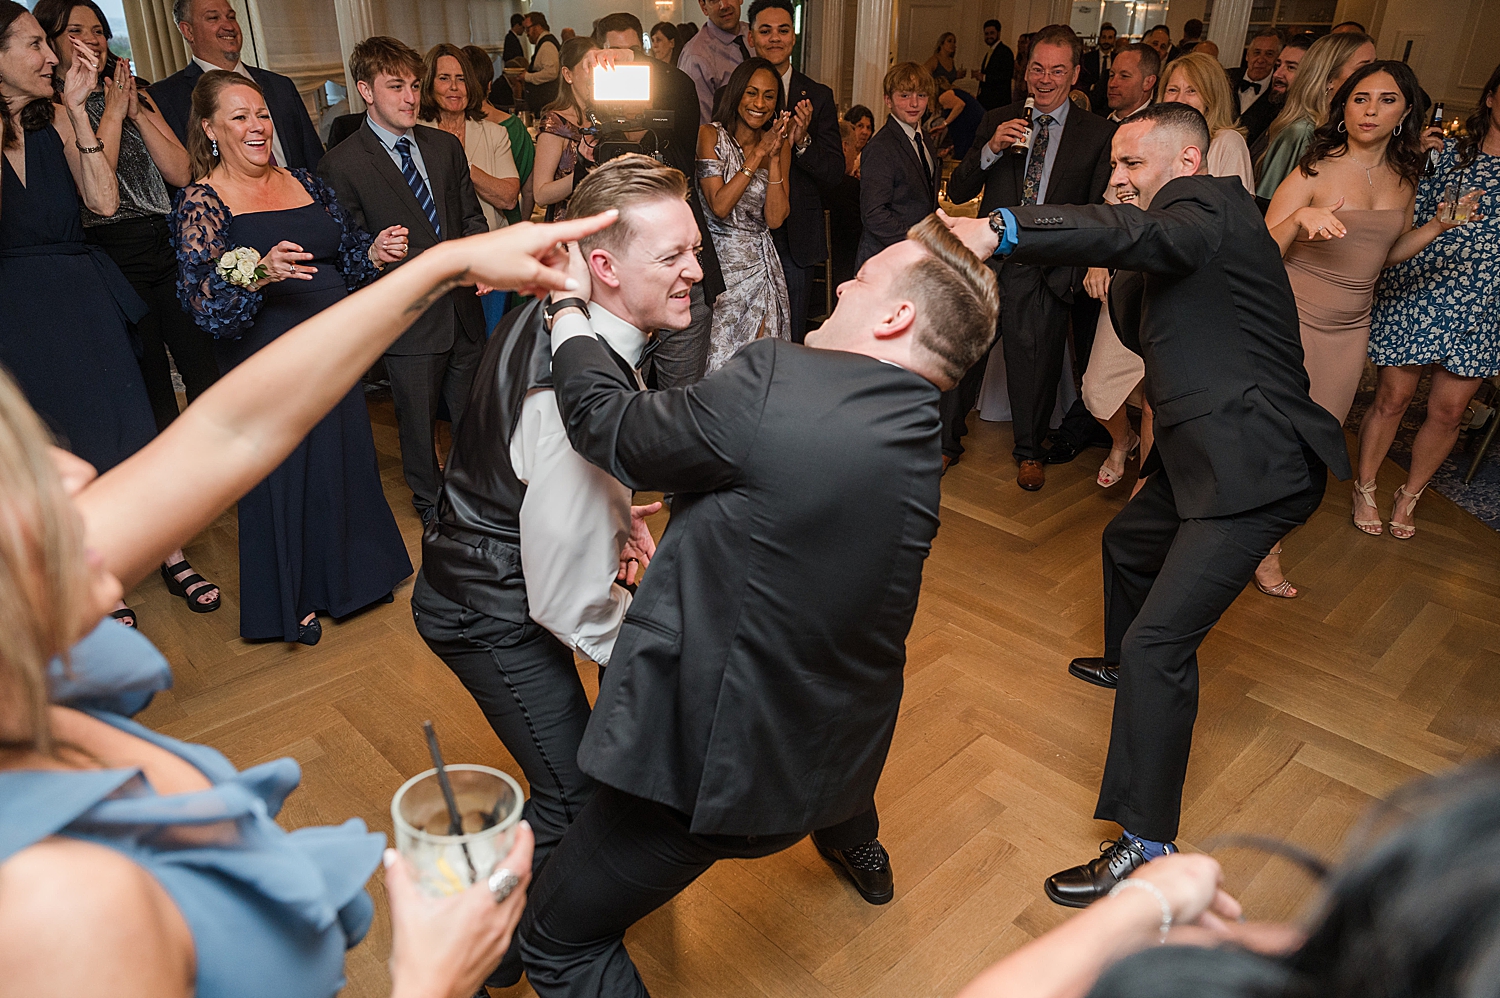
[544,296,590,324]
[988,211,1008,238]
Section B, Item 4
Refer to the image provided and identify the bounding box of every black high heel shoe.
[160,559,221,613]
[296,616,322,646]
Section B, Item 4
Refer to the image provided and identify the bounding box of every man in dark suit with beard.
[318,37,488,525]
[750,0,845,341]
[943,25,1115,489]
[516,215,999,997]
[149,0,323,169]
[942,102,1351,908]
[977,18,1015,109]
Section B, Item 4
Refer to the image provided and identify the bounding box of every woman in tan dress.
[1259,61,1463,595]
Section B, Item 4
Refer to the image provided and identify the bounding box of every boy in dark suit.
[149,0,323,169]
[856,61,941,270]
[516,213,999,998]
[317,37,488,524]
[943,103,1351,909]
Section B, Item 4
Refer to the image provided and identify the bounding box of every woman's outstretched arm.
[77,214,616,589]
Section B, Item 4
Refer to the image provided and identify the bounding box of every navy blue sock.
[1122,829,1176,861]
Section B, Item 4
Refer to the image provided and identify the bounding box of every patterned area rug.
[1346,366,1500,532]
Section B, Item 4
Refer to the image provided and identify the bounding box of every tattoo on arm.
[404,277,462,317]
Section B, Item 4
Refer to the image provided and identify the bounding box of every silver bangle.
[768,178,783,184]
[1109,878,1172,943]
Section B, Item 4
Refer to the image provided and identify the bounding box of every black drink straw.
[422,720,476,880]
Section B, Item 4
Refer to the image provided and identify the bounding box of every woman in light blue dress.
[1354,67,1500,540]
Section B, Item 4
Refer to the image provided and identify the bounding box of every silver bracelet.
[1108,878,1172,943]
[768,178,783,184]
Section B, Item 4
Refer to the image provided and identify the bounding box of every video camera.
[586,63,675,163]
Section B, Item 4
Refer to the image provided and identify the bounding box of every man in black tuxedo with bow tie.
[750,0,846,341]
[1228,28,1283,148]
[943,102,1351,908]
[943,25,1115,489]
[318,37,488,525]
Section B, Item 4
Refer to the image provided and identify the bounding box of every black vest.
[525,33,561,112]
[421,300,551,620]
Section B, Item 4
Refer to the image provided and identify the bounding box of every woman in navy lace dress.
[172,71,412,644]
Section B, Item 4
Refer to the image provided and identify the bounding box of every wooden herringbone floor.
[131,399,1500,998]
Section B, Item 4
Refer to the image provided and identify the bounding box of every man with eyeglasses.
[943,24,1116,490]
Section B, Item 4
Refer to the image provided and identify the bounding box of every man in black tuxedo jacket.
[857,62,942,270]
[751,0,846,342]
[149,0,323,169]
[318,37,488,524]
[977,19,1015,110]
[1229,28,1283,148]
[515,215,999,998]
[943,103,1351,908]
[944,26,1115,489]
[1081,22,1117,112]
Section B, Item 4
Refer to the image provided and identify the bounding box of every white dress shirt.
[520,304,647,665]
[364,114,432,187]
[194,56,287,167]
[892,115,933,178]
[977,94,1071,204]
[1237,72,1270,113]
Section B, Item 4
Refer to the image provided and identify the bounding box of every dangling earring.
[1337,120,1346,133]
[212,138,219,157]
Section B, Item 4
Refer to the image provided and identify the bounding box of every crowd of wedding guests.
[3,0,1500,994]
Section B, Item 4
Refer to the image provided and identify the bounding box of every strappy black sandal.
[110,606,138,629]
[161,559,221,613]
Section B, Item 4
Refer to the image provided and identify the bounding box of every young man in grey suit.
[943,103,1351,908]
[318,37,488,525]
[943,24,1116,489]
[516,212,999,998]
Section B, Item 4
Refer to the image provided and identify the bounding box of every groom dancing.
[515,209,999,997]
[942,102,1351,906]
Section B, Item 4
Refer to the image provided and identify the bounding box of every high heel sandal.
[161,559,221,613]
[1351,479,1383,535]
[1390,484,1426,540]
[110,606,138,629]
[1254,545,1300,599]
[1097,433,1141,488]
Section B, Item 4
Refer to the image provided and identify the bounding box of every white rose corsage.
[216,246,268,289]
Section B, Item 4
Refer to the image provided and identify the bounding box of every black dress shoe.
[296,617,322,646]
[1045,835,1170,908]
[1069,657,1118,689]
[817,839,894,905]
[1043,438,1085,464]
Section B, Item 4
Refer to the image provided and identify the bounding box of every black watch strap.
[545,297,590,321]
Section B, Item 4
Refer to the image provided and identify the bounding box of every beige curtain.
[122,0,190,84]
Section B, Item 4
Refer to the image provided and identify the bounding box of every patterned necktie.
[1021,113,1053,206]
[396,136,442,238]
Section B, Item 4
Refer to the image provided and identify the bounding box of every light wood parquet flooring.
[129,399,1500,998]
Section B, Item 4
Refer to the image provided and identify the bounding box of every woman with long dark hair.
[1356,62,1498,539]
[696,56,791,371]
[1257,61,1471,595]
[171,70,412,644]
[533,35,599,221]
[33,0,225,618]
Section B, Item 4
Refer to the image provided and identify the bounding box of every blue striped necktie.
[395,136,441,237]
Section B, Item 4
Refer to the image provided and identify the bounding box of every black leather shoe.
[817,839,894,905]
[296,617,322,646]
[1043,438,1085,464]
[1069,657,1118,689]
[1045,836,1171,908]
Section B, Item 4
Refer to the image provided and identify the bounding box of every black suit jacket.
[1007,175,1352,518]
[979,42,1014,109]
[550,336,942,836]
[774,69,845,268]
[947,100,1116,298]
[856,119,941,268]
[317,122,488,355]
[149,61,324,170]
[1228,68,1279,148]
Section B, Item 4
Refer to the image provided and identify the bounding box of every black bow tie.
[1238,79,1262,93]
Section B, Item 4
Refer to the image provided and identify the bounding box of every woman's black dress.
[0,122,155,472]
[173,170,412,641]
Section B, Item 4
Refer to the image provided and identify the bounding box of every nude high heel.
[1097,432,1140,488]
[1254,545,1299,599]
[1351,479,1382,536]
[1389,484,1426,540]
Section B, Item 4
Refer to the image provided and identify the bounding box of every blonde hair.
[1264,31,1373,147]
[899,214,1001,384]
[1160,52,1244,138]
[0,368,90,756]
[187,70,265,181]
[567,153,688,255]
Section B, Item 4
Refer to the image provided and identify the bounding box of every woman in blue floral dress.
[172,71,411,643]
[1354,63,1500,540]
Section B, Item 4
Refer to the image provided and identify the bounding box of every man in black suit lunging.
[750,0,845,341]
[943,102,1351,907]
[944,24,1115,489]
[318,37,488,525]
[516,213,999,997]
[149,0,323,170]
